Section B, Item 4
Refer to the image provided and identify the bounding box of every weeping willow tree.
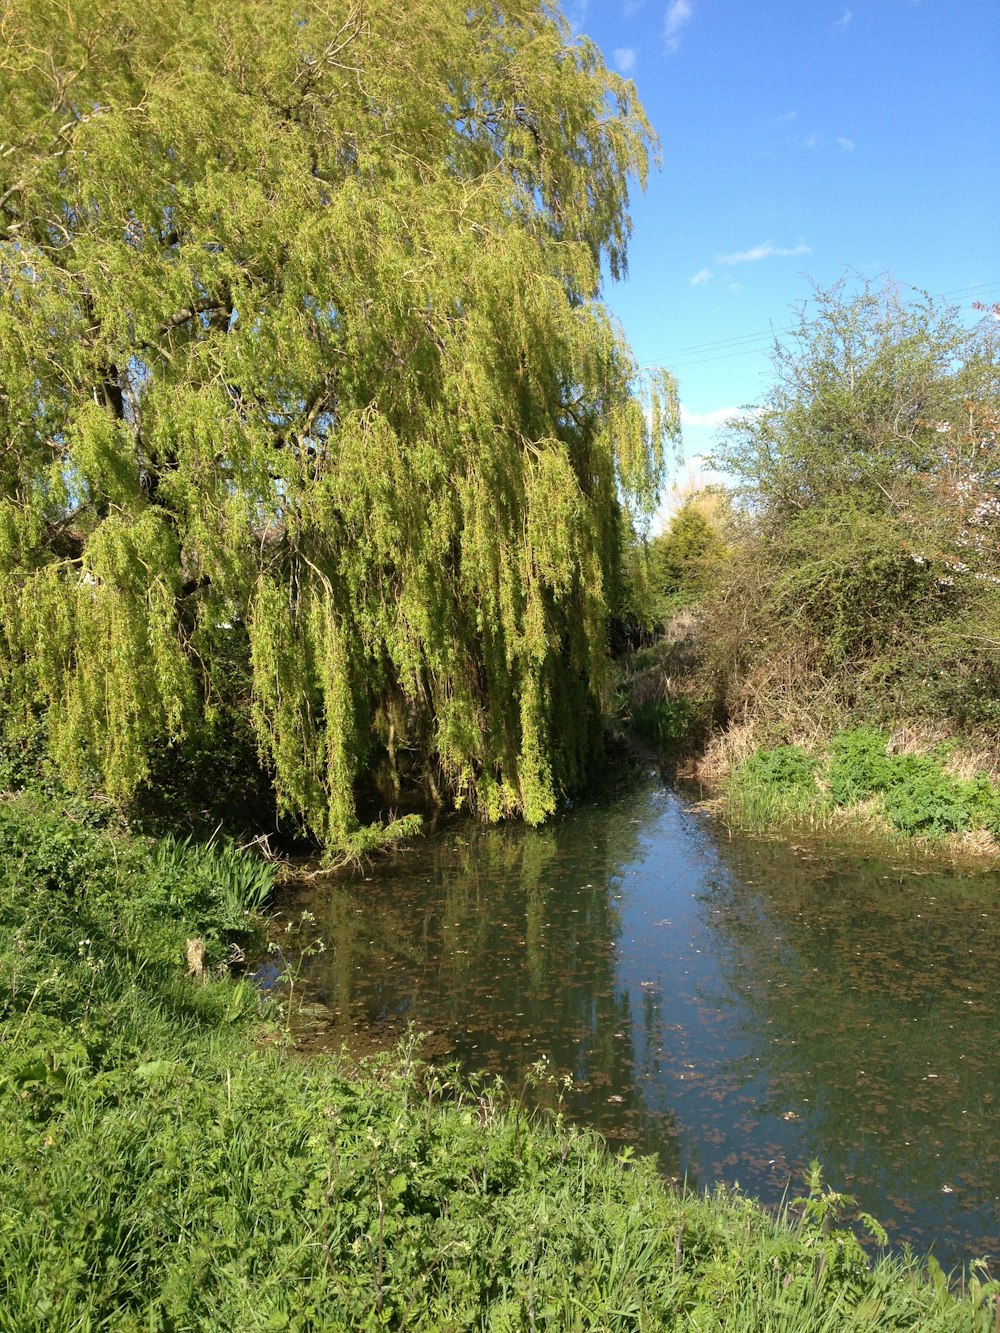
[0,0,677,844]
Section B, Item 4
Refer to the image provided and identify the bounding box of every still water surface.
[259,774,1000,1270]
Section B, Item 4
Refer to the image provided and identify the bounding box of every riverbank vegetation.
[625,280,1000,852]
[3,790,998,1330]
[723,726,1000,850]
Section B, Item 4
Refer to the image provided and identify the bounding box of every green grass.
[725,744,829,831]
[1,791,998,1330]
[630,696,699,755]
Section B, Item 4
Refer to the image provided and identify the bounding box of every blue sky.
[565,0,1000,523]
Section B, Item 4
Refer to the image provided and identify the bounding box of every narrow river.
[255,771,1000,1272]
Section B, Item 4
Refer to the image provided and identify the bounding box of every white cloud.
[664,0,693,52]
[689,267,713,286]
[772,109,798,125]
[681,405,743,428]
[836,135,855,151]
[787,133,820,148]
[718,240,811,265]
[834,8,852,29]
[614,46,637,72]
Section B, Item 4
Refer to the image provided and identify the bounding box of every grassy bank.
[2,793,998,1330]
[713,726,1000,860]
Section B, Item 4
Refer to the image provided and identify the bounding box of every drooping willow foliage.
[0,0,677,843]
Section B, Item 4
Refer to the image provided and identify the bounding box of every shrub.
[647,496,729,622]
[881,756,970,838]
[742,744,818,791]
[0,795,270,969]
[0,799,121,898]
[702,280,1000,748]
[958,774,1000,833]
[826,728,892,805]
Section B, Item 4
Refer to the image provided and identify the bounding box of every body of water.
[256,774,1000,1271]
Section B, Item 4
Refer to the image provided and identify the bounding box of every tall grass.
[153,831,275,921]
[725,743,829,830]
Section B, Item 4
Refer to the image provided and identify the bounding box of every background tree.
[705,278,999,730]
[646,490,730,623]
[0,0,678,842]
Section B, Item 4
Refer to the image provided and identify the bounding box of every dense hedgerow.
[690,280,1000,781]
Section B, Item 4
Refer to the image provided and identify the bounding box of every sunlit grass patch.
[725,743,830,830]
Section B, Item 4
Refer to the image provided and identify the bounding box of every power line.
[644,279,1000,371]
[662,279,1000,357]
[666,342,785,370]
[653,323,795,357]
